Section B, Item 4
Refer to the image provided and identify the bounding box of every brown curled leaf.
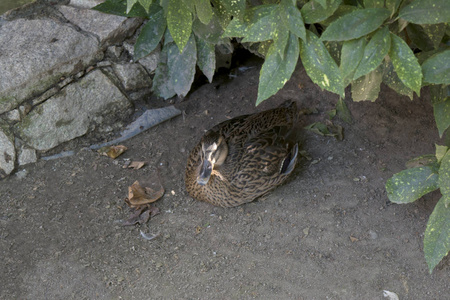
[98,145,127,159]
[128,161,146,169]
[125,180,164,208]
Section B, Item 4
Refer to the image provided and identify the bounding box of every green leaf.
[152,43,176,99]
[134,5,166,61]
[222,5,276,40]
[320,5,358,27]
[320,8,390,41]
[315,0,327,8]
[382,57,414,100]
[351,67,383,102]
[196,37,215,82]
[305,122,330,135]
[389,33,423,96]
[257,41,273,58]
[221,0,246,20]
[406,154,437,169]
[167,0,193,52]
[424,196,450,273]
[407,24,447,51]
[301,0,341,24]
[364,0,384,8]
[242,5,279,43]
[353,27,391,80]
[211,0,232,29]
[273,23,290,60]
[436,144,449,163]
[182,0,195,11]
[300,30,344,97]
[429,84,450,104]
[127,0,138,14]
[336,98,352,123]
[167,34,197,97]
[93,0,148,17]
[257,33,299,105]
[386,164,440,204]
[422,50,450,85]
[386,0,402,17]
[138,0,153,13]
[195,0,213,25]
[280,0,306,41]
[324,41,341,65]
[304,122,343,140]
[399,0,450,24]
[222,16,247,38]
[434,98,450,138]
[340,37,366,86]
[192,16,224,44]
[327,109,337,119]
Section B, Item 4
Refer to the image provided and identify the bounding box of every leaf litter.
[121,171,165,240]
[98,145,127,159]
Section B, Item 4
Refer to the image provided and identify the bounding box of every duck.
[185,101,300,207]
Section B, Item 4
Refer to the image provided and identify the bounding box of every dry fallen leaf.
[121,205,160,227]
[121,207,150,226]
[350,236,359,243]
[125,180,164,208]
[98,145,127,159]
[121,171,164,227]
[128,161,146,169]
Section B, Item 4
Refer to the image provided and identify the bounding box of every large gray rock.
[16,70,132,151]
[69,0,103,9]
[0,18,103,114]
[58,5,142,47]
[18,146,38,166]
[0,123,16,177]
[138,45,161,75]
[112,63,152,91]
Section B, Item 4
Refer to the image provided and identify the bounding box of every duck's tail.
[280,143,298,175]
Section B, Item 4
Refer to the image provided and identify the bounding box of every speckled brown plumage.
[185,102,299,207]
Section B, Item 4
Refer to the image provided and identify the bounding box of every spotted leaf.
[389,33,423,96]
[300,30,344,97]
[386,164,439,204]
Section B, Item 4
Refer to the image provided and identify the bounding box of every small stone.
[112,63,152,91]
[368,230,378,240]
[97,61,112,67]
[19,104,32,117]
[70,0,104,8]
[0,125,16,176]
[15,169,28,179]
[138,45,161,74]
[18,146,37,166]
[5,109,20,122]
[107,45,123,58]
[303,227,309,237]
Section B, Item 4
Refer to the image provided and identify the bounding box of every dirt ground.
[1,56,449,299]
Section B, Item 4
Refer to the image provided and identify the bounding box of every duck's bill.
[197,160,213,185]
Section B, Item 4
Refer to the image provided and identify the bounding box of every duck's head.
[197,132,228,186]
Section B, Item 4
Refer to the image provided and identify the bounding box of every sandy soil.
[1,57,449,299]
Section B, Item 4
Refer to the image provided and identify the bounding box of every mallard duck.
[185,102,299,207]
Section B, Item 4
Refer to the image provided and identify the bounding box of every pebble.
[15,169,28,179]
[369,230,378,240]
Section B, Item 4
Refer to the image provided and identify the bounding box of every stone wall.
[0,0,162,177]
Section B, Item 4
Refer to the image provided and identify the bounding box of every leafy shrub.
[94,0,450,272]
